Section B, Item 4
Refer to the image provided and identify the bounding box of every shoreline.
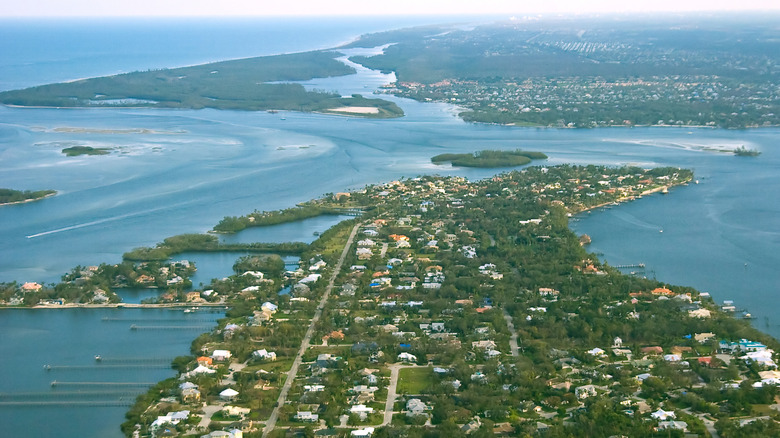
[0,191,57,207]
[0,302,227,310]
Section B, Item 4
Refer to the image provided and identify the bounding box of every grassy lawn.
[397,367,434,395]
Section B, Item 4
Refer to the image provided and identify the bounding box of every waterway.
[1,17,779,438]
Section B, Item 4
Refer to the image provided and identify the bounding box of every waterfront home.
[181,387,201,403]
[197,356,213,366]
[183,365,216,379]
[186,291,203,302]
[21,282,42,292]
[151,410,189,431]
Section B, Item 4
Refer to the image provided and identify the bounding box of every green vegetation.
[62,146,111,156]
[397,367,435,394]
[0,50,403,117]
[431,149,547,168]
[734,146,762,156]
[122,233,308,261]
[214,202,356,233]
[0,188,56,205]
[349,18,780,128]
[7,163,778,438]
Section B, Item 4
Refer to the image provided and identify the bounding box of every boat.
[94,355,102,361]
[661,187,669,194]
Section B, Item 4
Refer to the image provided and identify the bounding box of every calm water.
[0,308,223,437]
[1,17,779,438]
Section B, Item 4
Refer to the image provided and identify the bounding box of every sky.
[2,0,779,17]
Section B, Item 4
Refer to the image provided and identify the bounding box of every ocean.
[0,17,779,437]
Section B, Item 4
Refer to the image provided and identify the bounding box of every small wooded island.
[62,146,111,156]
[0,188,56,206]
[432,149,547,168]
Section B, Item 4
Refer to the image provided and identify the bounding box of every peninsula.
[7,164,779,437]
[0,51,403,118]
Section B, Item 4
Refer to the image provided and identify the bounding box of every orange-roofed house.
[652,287,675,296]
[641,346,664,354]
[698,357,713,366]
[21,282,42,292]
[197,356,213,366]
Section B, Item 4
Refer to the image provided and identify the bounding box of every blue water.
[0,308,223,437]
[1,17,779,438]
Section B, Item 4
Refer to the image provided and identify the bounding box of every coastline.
[0,191,56,207]
[0,302,227,310]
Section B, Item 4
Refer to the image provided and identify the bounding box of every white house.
[252,349,277,361]
[295,411,319,422]
[261,302,278,313]
[350,404,374,420]
[398,352,417,363]
[651,409,676,421]
[406,398,428,417]
[351,427,375,437]
[211,350,232,361]
[219,388,239,401]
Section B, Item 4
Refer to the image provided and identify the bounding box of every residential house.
[211,350,232,361]
[252,349,277,361]
[406,398,428,417]
[295,411,319,422]
[219,388,239,401]
[398,352,417,363]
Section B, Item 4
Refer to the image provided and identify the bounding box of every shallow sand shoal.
[326,106,380,114]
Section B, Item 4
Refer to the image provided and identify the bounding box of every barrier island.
[0,51,403,118]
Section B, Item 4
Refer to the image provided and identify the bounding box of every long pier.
[614,263,645,269]
[0,400,134,407]
[129,324,213,331]
[44,364,169,371]
[51,381,156,387]
[102,317,215,323]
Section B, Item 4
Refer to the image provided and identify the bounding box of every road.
[262,222,360,437]
[503,309,520,357]
[382,364,402,427]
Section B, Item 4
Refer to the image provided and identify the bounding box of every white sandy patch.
[327,106,380,114]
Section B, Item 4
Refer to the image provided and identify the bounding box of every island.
[734,146,762,157]
[62,146,111,156]
[0,51,403,118]
[0,188,56,206]
[7,164,780,437]
[431,149,547,168]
